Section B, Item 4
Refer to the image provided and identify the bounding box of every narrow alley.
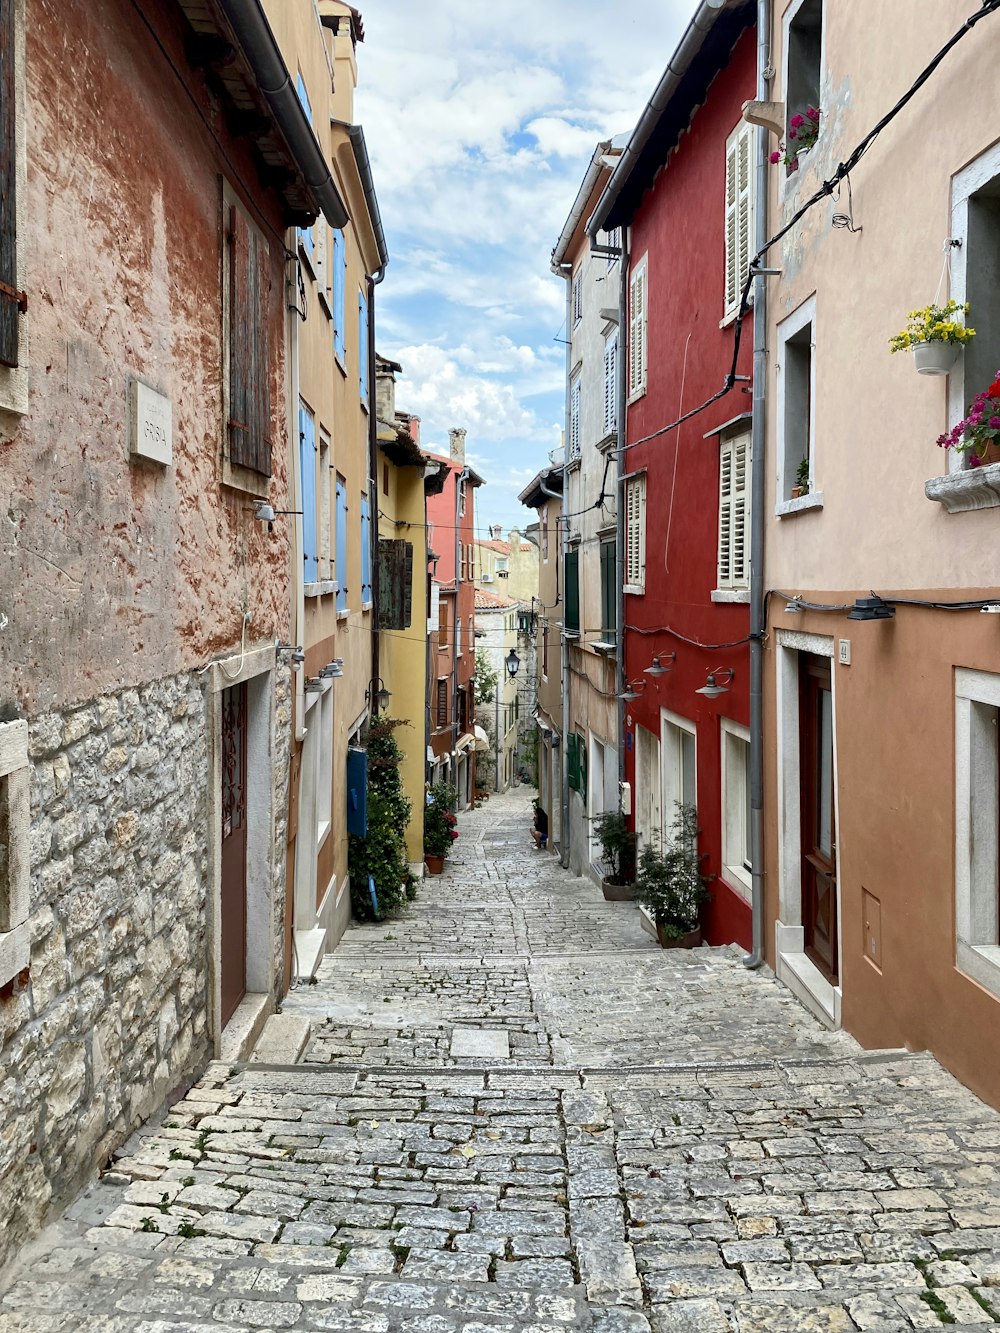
[3,791,1000,1332]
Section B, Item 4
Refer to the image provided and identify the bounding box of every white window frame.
[318,428,332,583]
[0,0,28,417]
[603,329,619,438]
[716,428,751,595]
[572,269,583,326]
[955,668,1000,998]
[624,472,646,593]
[569,375,581,459]
[0,720,30,986]
[775,294,821,516]
[541,505,549,562]
[317,685,334,850]
[781,0,825,194]
[628,255,648,402]
[723,120,756,323]
[661,710,697,840]
[721,719,752,899]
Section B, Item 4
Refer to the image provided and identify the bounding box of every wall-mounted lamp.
[276,641,306,671]
[365,676,392,711]
[504,648,521,679]
[251,500,303,534]
[304,676,325,693]
[644,653,676,677]
[619,680,647,702]
[319,659,344,679]
[847,596,895,622]
[695,668,735,699]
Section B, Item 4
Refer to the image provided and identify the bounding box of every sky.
[355,0,692,538]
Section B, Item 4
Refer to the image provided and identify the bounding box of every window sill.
[567,455,582,473]
[317,290,333,322]
[298,240,316,278]
[0,921,30,989]
[222,456,271,497]
[335,355,347,378]
[305,580,338,599]
[623,584,644,596]
[926,462,1000,513]
[957,941,1000,999]
[596,431,617,454]
[711,588,750,603]
[626,387,647,406]
[361,601,373,613]
[317,820,331,852]
[336,608,349,622]
[775,492,824,517]
[0,361,29,418]
[722,865,752,900]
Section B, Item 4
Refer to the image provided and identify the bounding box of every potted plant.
[424,783,459,874]
[889,300,975,375]
[790,456,810,500]
[633,803,712,948]
[769,106,821,173]
[592,810,638,901]
[937,369,1000,469]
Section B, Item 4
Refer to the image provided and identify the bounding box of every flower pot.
[655,923,702,949]
[602,877,635,902]
[914,342,961,376]
[424,853,445,876]
[790,486,805,500]
[968,439,1000,468]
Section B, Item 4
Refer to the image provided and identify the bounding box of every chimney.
[489,524,502,540]
[448,427,466,464]
[509,527,521,549]
[375,359,395,424]
[408,414,421,444]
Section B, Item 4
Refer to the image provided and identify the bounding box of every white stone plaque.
[129,379,172,466]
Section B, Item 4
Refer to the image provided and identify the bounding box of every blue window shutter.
[360,494,372,603]
[333,230,345,361]
[359,290,368,402]
[299,405,318,583]
[335,477,347,612]
[346,748,368,836]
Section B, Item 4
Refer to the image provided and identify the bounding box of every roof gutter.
[551,140,610,272]
[587,0,731,239]
[332,119,389,281]
[218,0,349,229]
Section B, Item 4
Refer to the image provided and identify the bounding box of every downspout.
[367,270,383,701]
[614,231,628,792]
[453,467,470,796]
[744,0,770,970]
[288,259,306,744]
[555,264,573,868]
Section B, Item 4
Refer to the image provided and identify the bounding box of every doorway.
[800,656,838,982]
[220,681,248,1026]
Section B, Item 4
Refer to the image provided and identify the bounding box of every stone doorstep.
[248,1014,313,1066]
[219,993,271,1066]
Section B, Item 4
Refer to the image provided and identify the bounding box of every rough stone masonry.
[3,789,1000,1331]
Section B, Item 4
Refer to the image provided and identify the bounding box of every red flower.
[988,376,1000,398]
[449,830,459,840]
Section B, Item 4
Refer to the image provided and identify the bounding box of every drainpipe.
[554,263,573,868]
[367,270,383,701]
[614,231,628,793]
[744,0,770,971]
[288,258,307,745]
[453,467,470,797]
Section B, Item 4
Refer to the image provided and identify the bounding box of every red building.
[590,4,756,947]
[425,428,483,807]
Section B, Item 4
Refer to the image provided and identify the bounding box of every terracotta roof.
[476,539,533,554]
[474,587,520,610]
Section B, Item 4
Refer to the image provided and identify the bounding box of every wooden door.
[800,657,838,982]
[221,682,248,1026]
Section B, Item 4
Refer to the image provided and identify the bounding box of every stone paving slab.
[4,790,1000,1331]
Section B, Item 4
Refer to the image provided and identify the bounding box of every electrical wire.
[775,589,1000,613]
[624,623,752,651]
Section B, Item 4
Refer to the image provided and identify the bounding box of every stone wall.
[0,666,289,1271]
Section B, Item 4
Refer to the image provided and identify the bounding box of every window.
[572,269,583,326]
[457,609,463,656]
[332,228,346,364]
[569,375,581,459]
[541,505,549,561]
[722,720,752,898]
[314,224,329,312]
[662,711,696,826]
[625,474,646,591]
[318,430,331,580]
[436,677,449,729]
[600,539,616,644]
[603,331,618,438]
[335,474,348,613]
[955,669,1000,999]
[784,0,822,158]
[717,430,750,590]
[0,720,29,987]
[628,256,648,401]
[496,557,508,578]
[724,121,755,320]
[226,200,272,480]
[317,686,334,847]
[542,623,549,677]
[299,402,318,584]
[295,74,315,264]
[469,617,474,655]
[564,549,580,634]
[360,492,372,606]
[458,543,466,582]
[567,731,587,796]
[439,596,450,644]
[776,296,818,508]
[0,0,27,410]
[458,479,467,518]
[358,289,369,404]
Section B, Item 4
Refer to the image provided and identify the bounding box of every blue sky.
[356,1,692,537]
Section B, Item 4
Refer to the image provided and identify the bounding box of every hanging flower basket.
[914,342,962,376]
[889,301,974,375]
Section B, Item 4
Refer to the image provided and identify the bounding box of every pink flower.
[970,453,983,468]
[806,106,820,121]
[769,150,781,164]
[991,416,1000,429]
[788,129,798,141]
[790,113,805,129]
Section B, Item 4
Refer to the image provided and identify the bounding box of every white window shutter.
[725,137,739,315]
[629,264,647,398]
[725,124,755,319]
[732,432,749,585]
[626,475,646,588]
[603,332,618,436]
[718,438,734,586]
[570,379,581,458]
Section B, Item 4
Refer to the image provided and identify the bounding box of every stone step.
[247,1012,311,1064]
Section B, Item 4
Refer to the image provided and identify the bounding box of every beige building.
[475,529,538,605]
[474,588,523,793]
[262,1,386,978]
[757,0,1000,1106]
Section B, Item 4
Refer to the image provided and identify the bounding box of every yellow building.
[261,0,387,977]
[474,529,539,605]
[374,357,429,870]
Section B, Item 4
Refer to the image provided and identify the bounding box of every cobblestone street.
[4,789,1000,1332]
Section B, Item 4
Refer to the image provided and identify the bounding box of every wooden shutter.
[570,378,581,458]
[626,475,646,588]
[346,748,368,837]
[333,229,345,360]
[358,289,369,402]
[629,263,646,398]
[567,732,580,791]
[299,405,318,581]
[436,678,448,728]
[378,538,413,629]
[600,540,616,641]
[718,438,734,587]
[603,332,618,436]
[335,475,347,610]
[725,123,754,319]
[360,494,372,603]
[717,432,750,589]
[579,733,587,802]
[228,206,272,475]
[0,0,18,368]
[565,549,580,632]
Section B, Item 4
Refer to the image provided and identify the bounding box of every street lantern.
[504,648,520,679]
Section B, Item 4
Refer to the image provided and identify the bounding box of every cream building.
[475,529,538,605]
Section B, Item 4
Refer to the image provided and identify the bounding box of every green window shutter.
[579,733,588,802]
[565,549,580,633]
[600,540,616,642]
[567,732,580,791]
